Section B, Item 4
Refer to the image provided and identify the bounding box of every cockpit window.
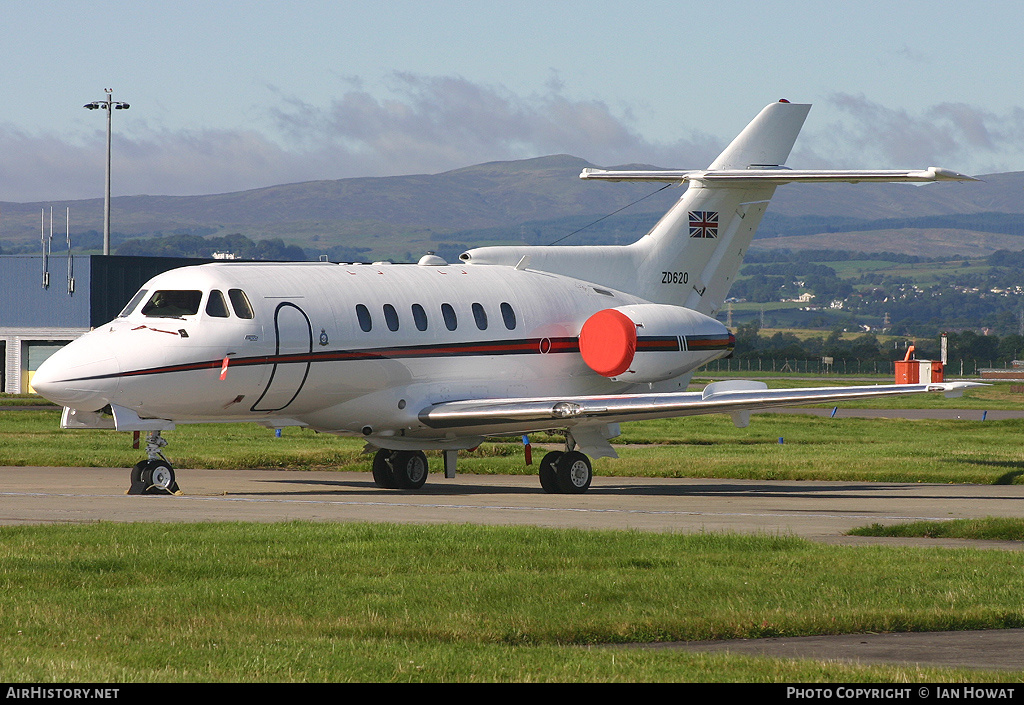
[206,290,230,318]
[141,290,202,318]
[228,289,254,319]
[118,289,148,317]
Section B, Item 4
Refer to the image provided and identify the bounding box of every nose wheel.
[128,431,180,495]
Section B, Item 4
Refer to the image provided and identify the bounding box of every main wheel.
[390,450,429,490]
[538,451,563,493]
[372,449,398,488]
[131,458,178,494]
[555,451,592,494]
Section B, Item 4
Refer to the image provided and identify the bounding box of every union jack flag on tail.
[688,211,718,238]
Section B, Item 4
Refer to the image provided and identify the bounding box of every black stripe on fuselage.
[682,334,735,351]
[55,334,721,384]
[636,336,680,352]
[55,337,576,383]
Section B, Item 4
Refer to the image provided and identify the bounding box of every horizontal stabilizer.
[579,166,978,184]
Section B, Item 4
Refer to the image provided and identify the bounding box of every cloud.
[0,123,311,202]
[0,74,722,202]
[269,73,721,176]
[4,79,1023,203]
[0,126,101,203]
[796,93,1024,174]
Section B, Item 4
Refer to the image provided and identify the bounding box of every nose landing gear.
[128,431,180,495]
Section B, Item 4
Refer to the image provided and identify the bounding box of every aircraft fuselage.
[34,260,733,445]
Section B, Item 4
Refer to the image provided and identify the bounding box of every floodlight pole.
[84,89,129,256]
[103,94,111,255]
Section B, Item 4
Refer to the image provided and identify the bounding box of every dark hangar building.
[0,255,207,393]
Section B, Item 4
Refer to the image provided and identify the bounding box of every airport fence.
[703,358,1005,378]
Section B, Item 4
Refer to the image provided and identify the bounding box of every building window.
[441,303,458,331]
[356,304,372,332]
[500,302,517,330]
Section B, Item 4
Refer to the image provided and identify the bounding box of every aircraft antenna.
[67,207,75,295]
[546,183,673,246]
[41,208,52,289]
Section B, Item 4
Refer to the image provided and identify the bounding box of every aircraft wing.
[418,380,983,432]
[579,166,978,184]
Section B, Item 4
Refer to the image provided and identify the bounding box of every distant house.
[784,292,815,303]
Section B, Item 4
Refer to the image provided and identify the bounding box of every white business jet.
[32,100,979,495]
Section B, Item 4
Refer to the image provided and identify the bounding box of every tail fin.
[707,100,809,170]
[624,101,810,314]
[461,100,974,316]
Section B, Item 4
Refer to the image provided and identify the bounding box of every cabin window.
[383,304,400,331]
[206,290,230,318]
[472,302,488,330]
[411,303,428,331]
[356,304,372,332]
[228,289,254,319]
[500,302,517,330]
[118,289,148,317]
[441,303,458,331]
[141,290,202,318]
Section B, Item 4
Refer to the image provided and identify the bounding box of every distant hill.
[3,157,1023,260]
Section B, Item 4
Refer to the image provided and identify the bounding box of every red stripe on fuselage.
[60,337,582,383]
[58,333,715,385]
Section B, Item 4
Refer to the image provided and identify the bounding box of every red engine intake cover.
[579,308,637,377]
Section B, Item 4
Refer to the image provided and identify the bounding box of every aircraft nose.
[32,336,120,411]
[28,357,67,402]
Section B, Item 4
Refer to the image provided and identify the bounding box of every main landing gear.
[128,430,180,495]
[372,449,429,490]
[370,443,595,493]
[538,450,593,494]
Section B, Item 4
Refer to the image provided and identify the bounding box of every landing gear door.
[250,302,313,412]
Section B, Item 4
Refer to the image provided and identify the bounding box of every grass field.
[821,258,992,285]
[849,518,1024,541]
[1,522,1021,683]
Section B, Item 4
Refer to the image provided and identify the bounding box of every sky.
[2,0,1023,203]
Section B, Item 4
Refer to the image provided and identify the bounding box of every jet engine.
[578,304,734,383]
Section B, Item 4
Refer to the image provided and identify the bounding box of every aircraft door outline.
[250,301,313,413]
